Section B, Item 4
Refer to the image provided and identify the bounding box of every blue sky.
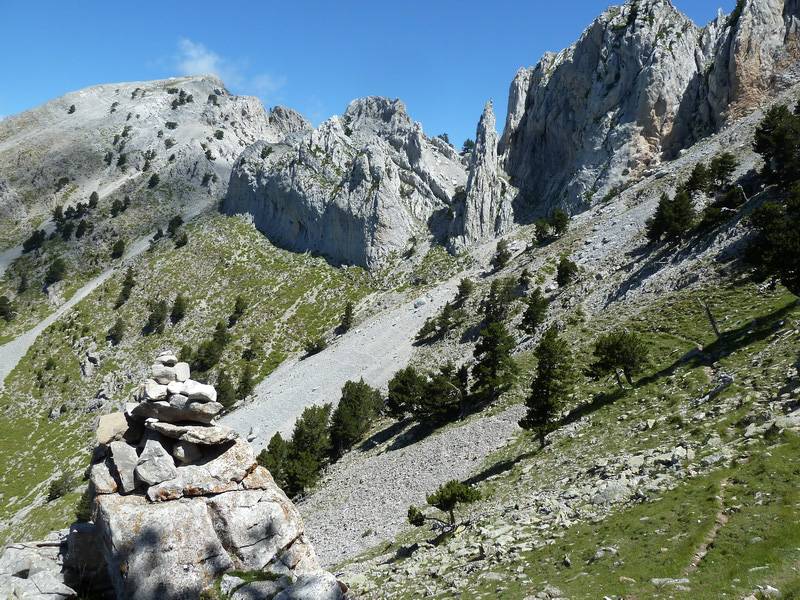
[2,1,733,145]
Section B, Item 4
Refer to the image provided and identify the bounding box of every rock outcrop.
[225,96,469,268]
[500,0,800,216]
[0,352,346,600]
[448,101,514,248]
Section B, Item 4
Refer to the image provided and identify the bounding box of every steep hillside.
[0,76,307,344]
[0,212,374,546]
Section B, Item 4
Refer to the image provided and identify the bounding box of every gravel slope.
[222,278,461,451]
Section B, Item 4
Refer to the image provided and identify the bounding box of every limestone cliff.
[501,0,800,217]
[224,97,468,269]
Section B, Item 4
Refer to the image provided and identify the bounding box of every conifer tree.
[472,321,516,405]
[329,379,382,460]
[520,325,573,448]
[521,288,549,335]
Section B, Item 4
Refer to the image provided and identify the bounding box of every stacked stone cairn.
[0,351,348,600]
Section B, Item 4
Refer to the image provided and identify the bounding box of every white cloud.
[176,39,224,78]
[175,39,285,102]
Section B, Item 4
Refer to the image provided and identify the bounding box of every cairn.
[0,351,347,600]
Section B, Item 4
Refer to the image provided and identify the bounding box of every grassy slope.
[0,212,375,545]
[342,276,800,599]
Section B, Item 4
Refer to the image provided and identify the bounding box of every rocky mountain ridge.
[500,0,800,216]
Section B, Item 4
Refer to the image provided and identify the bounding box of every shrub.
[408,480,480,529]
[110,239,125,259]
[148,173,160,189]
[67,104,76,114]
[260,146,273,160]
[461,138,475,154]
[330,379,382,460]
[47,472,74,501]
[45,258,67,286]
[174,232,189,248]
[214,130,224,140]
[556,257,578,287]
[89,191,99,208]
[167,215,183,237]
[491,239,511,271]
[165,121,178,130]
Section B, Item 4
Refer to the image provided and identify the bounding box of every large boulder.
[144,420,238,445]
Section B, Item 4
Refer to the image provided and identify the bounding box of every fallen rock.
[89,460,118,495]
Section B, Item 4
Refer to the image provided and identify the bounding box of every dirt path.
[0,233,151,386]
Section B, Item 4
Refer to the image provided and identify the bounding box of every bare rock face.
[449,101,514,247]
[500,0,800,216]
[225,96,468,269]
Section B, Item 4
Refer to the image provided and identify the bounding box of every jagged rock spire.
[449,101,514,248]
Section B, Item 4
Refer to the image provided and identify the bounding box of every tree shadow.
[463,448,540,487]
[560,388,626,427]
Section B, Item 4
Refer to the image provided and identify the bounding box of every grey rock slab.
[273,571,343,600]
[174,362,190,382]
[130,396,222,424]
[145,420,237,445]
[181,379,217,403]
[154,352,178,367]
[134,438,177,486]
[90,460,118,495]
[95,493,233,600]
[139,379,167,402]
[108,441,139,493]
[232,579,287,600]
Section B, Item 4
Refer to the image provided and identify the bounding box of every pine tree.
[491,239,511,271]
[167,215,183,237]
[110,239,125,259]
[44,258,67,286]
[483,277,516,323]
[590,329,650,387]
[521,288,549,334]
[0,296,14,322]
[534,219,552,244]
[550,208,569,236]
[520,325,573,448]
[284,404,332,495]
[753,104,800,186]
[686,162,711,195]
[455,278,474,305]
[237,363,256,398]
[472,321,516,405]
[115,267,136,308]
[747,185,800,296]
[414,363,463,422]
[228,295,247,327]
[408,480,480,529]
[108,318,125,345]
[556,257,578,287]
[216,370,236,409]
[339,301,354,333]
[144,299,168,335]
[170,293,187,323]
[386,366,426,419]
[75,219,88,239]
[646,191,695,243]
[257,433,290,489]
[88,191,99,208]
[330,379,382,460]
[709,152,738,191]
